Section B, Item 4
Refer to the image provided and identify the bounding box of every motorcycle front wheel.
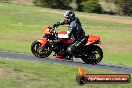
[31,40,52,58]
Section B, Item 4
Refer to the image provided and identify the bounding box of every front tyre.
[81,45,103,65]
[31,40,52,58]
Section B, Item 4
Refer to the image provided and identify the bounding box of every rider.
[53,10,85,57]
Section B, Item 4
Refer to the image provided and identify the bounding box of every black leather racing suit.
[58,17,85,55]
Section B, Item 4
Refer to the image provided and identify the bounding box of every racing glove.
[53,22,60,28]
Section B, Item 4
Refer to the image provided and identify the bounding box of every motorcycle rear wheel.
[81,45,103,65]
[31,40,52,58]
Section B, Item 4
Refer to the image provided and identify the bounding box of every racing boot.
[53,53,65,60]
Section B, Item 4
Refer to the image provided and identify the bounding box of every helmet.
[64,10,75,23]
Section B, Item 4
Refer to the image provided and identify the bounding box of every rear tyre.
[31,40,52,58]
[81,45,103,65]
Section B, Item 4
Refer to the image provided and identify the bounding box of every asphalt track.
[0,51,132,74]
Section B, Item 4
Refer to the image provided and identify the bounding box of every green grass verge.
[0,2,132,66]
[0,58,131,88]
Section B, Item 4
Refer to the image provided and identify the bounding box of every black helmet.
[64,10,75,23]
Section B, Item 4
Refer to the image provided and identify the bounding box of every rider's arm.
[67,21,76,36]
[59,21,65,25]
[64,22,75,38]
[66,29,73,37]
[59,19,69,25]
[53,20,66,27]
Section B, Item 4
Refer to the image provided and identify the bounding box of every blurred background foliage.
[0,0,132,16]
[33,0,72,9]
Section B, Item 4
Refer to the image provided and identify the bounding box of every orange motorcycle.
[31,26,103,64]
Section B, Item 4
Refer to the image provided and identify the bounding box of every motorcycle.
[31,26,103,64]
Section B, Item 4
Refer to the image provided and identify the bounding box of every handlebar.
[48,26,58,40]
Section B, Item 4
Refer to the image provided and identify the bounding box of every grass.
[0,58,131,88]
[0,2,132,66]
[0,3,132,88]
[103,53,132,66]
